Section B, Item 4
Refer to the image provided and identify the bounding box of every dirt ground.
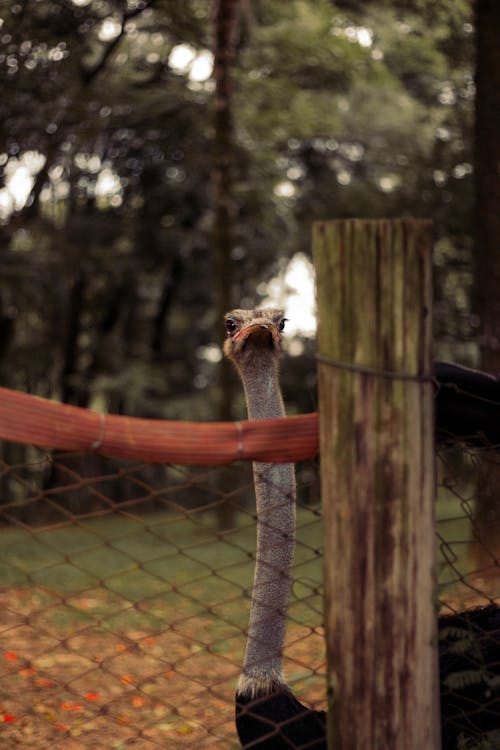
[2,579,497,749]
[0,587,326,749]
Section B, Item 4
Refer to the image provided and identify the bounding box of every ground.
[1,477,498,748]
[0,505,326,749]
[0,586,326,749]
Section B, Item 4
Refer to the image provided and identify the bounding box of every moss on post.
[313,219,439,750]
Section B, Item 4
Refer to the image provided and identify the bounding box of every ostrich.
[224,308,500,750]
[434,360,500,447]
[224,308,326,749]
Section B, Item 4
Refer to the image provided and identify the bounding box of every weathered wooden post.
[313,219,439,749]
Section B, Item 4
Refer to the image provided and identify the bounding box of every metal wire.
[1,379,499,748]
[0,450,324,748]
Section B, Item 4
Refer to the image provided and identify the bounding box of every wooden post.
[313,219,439,750]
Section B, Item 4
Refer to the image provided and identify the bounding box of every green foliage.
[0,506,322,627]
[444,668,487,690]
[0,0,477,421]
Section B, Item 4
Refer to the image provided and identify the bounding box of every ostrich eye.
[278,318,287,332]
[225,318,238,335]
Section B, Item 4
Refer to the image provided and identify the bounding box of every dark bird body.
[439,604,500,750]
[236,683,326,749]
[434,360,500,447]
[225,310,500,750]
[236,605,500,750]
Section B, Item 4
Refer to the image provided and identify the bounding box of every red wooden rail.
[0,387,319,465]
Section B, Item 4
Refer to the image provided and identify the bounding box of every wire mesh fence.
[0,379,500,749]
[0,449,324,749]
[436,444,500,750]
[437,446,500,612]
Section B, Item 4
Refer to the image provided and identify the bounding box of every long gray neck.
[236,357,296,694]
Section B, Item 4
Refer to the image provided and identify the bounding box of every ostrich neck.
[237,356,296,692]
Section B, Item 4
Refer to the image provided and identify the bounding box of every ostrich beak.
[233,322,281,348]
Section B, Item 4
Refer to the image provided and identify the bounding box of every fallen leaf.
[116,715,132,725]
[34,678,54,688]
[19,667,37,677]
[176,723,194,735]
[158,721,176,732]
[55,722,70,731]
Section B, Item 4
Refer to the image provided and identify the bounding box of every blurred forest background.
[1,6,500,745]
[0,0,499,424]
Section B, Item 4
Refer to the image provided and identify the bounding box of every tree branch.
[81,0,154,84]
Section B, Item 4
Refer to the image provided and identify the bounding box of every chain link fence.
[0,447,324,749]
[436,442,500,750]
[0,379,499,748]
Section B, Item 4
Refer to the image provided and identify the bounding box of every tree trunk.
[61,270,86,407]
[212,0,240,529]
[151,256,184,361]
[472,0,500,566]
[314,219,439,750]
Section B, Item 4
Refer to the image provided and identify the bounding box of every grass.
[0,485,496,747]
[0,488,486,620]
[0,506,324,631]
[0,506,325,748]
[435,483,500,609]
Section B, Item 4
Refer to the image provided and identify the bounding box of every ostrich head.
[224,308,286,362]
[223,309,287,422]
